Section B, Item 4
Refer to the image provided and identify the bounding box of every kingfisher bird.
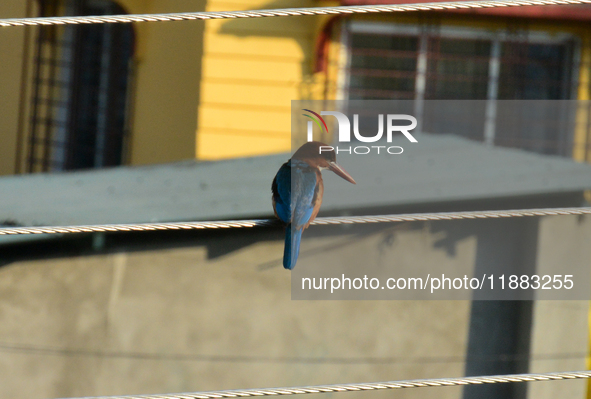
[272,141,356,270]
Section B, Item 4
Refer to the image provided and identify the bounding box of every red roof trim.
[340,1,591,21]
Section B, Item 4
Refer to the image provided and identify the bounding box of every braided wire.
[63,370,591,399]
[4,3,590,398]
[1,0,591,27]
[1,206,590,236]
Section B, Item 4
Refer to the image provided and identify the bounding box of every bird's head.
[292,141,356,184]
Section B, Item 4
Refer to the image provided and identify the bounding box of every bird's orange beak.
[329,162,356,184]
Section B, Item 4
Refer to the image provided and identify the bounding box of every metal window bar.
[27,0,64,173]
[26,0,134,173]
[345,22,580,156]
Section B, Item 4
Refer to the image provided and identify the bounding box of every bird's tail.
[283,224,303,270]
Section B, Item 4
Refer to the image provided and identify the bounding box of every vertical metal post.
[414,27,428,134]
[15,0,34,174]
[41,6,61,172]
[26,5,45,173]
[336,20,351,103]
[95,9,113,168]
[484,36,501,146]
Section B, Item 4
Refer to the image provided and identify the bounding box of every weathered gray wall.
[0,244,469,399]
[527,214,591,399]
[0,215,588,399]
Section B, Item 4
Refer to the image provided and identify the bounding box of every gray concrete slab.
[1,134,591,228]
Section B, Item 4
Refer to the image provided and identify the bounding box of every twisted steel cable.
[1,0,591,27]
[1,206,590,236]
[62,370,591,399]
[3,5,589,399]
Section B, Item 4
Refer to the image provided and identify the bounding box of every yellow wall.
[574,32,591,163]
[0,1,30,176]
[3,2,591,168]
[196,7,591,160]
[196,0,329,160]
[117,0,205,166]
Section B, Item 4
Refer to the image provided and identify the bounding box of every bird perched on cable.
[272,141,356,270]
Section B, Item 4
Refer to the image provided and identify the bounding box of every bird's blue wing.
[272,160,317,228]
[273,159,319,270]
[291,163,318,229]
[272,162,291,223]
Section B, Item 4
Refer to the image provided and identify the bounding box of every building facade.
[2,0,591,171]
[1,2,591,399]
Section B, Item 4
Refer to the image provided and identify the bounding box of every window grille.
[27,0,134,172]
[345,22,579,156]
